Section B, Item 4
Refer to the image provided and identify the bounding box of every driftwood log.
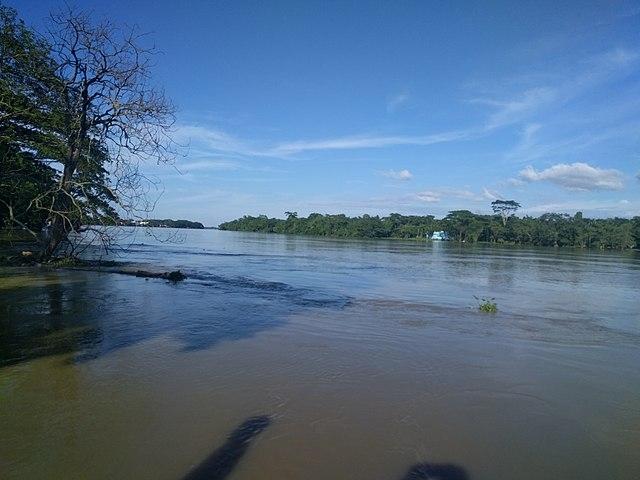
[127,269,186,281]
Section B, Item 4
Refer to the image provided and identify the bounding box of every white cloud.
[387,92,410,112]
[439,187,479,200]
[519,162,624,191]
[413,188,482,204]
[380,169,413,181]
[415,191,441,203]
[175,123,477,158]
[173,125,257,156]
[181,159,241,172]
[269,130,471,156]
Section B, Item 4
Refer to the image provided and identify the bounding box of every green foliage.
[48,256,88,268]
[46,256,121,268]
[0,4,61,232]
[443,210,486,242]
[1,4,175,259]
[0,4,116,236]
[491,199,521,226]
[220,213,439,239]
[219,212,640,250]
[474,296,498,313]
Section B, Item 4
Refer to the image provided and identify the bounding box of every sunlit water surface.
[1,229,639,479]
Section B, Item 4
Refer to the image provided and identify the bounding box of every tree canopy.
[0,4,175,259]
[0,5,60,233]
[491,200,521,226]
[219,211,640,250]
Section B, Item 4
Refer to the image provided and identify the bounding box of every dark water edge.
[1,229,639,479]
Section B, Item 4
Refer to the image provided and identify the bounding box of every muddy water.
[1,229,639,479]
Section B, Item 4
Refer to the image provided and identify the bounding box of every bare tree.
[33,7,176,260]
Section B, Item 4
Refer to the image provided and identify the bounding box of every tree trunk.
[39,149,79,261]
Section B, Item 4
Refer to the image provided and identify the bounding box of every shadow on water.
[400,462,469,480]
[177,412,468,480]
[182,415,271,480]
[0,269,349,368]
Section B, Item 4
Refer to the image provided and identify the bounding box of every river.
[1,228,639,479]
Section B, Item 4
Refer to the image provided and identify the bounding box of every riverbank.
[0,240,186,282]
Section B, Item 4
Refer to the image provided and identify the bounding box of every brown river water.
[1,229,639,479]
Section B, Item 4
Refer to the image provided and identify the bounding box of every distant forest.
[219,211,640,250]
[119,219,205,229]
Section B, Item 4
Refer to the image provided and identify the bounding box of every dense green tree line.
[219,211,640,250]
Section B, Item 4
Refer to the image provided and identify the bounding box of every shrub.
[474,296,498,313]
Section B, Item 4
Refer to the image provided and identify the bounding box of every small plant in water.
[474,296,498,313]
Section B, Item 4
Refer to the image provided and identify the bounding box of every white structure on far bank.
[430,231,449,241]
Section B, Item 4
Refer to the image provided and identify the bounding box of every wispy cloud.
[387,91,410,112]
[514,123,542,152]
[469,47,639,132]
[313,187,497,219]
[413,187,483,204]
[173,125,256,156]
[174,124,475,158]
[507,178,525,187]
[268,48,638,157]
[308,187,486,211]
[414,191,441,202]
[472,87,558,130]
[506,120,640,165]
[482,187,503,200]
[177,158,279,174]
[173,48,639,162]
[519,162,624,191]
[173,125,288,159]
[594,47,640,68]
[179,159,241,172]
[380,169,413,181]
[524,199,639,216]
[269,130,472,156]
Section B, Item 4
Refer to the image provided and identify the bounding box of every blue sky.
[14,0,640,226]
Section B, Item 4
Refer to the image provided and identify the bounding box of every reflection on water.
[0,265,350,367]
[0,272,103,367]
[1,229,639,479]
